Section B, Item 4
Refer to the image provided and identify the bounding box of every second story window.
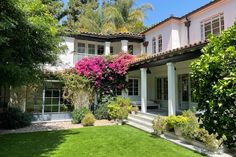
[158,35,162,52]
[110,46,114,55]
[78,43,85,54]
[152,37,156,54]
[88,44,95,54]
[201,13,224,40]
[97,45,104,55]
[128,45,133,55]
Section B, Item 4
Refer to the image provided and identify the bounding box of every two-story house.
[1,0,236,120]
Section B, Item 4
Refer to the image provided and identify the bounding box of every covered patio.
[127,41,207,116]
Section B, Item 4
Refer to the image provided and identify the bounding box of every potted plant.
[173,116,189,136]
[153,115,166,135]
[117,107,129,125]
[130,106,139,115]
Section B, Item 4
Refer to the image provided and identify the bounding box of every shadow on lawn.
[0,129,80,157]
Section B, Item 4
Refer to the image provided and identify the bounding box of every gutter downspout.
[184,17,191,45]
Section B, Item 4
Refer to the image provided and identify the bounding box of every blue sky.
[62,0,212,27]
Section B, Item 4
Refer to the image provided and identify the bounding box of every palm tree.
[75,0,152,33]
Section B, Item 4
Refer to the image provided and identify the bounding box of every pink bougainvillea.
[74,53,134,95]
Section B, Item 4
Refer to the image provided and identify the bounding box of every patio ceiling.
[129,40,208,71]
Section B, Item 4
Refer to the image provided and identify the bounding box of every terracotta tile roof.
[72,31,144,39]
[130,40,208,66]
[141,0,223,34]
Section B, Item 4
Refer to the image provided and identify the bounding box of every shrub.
[164,115,189,130]
[153,115,166,135]
[0,107,32,129]
[71,107,90,124]
[108,97,132,120]
[191,23,236,147]
[94,103,109,120]
[81,113,96,126]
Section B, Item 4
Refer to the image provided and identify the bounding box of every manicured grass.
[0,125,202,157]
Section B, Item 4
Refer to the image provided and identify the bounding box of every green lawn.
[0,125,202,157]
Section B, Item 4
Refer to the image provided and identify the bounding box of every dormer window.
[201,13,224,40]
[152,37,156,54]
[158,35,162,53]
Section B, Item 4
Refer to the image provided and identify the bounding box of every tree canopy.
[191,23,236,148]
[0,0,61,87]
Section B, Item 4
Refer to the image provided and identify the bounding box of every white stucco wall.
[144,0,236,53]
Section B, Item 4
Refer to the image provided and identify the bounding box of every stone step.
[137,112,156,119]
[128,116,153,128]
[128,114,154,123]
[127,121,154,133]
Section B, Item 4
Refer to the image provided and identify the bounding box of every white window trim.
[152,37,156,54]
[128,78,139,96]
[201,13,224,40]
[158,35,162,53]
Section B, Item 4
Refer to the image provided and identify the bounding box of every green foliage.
[107,96,132,120]
[71,107,90,124]
[191,23,236,148]
[59,70,93,108]
[0,107,32,129]
[152,115,166,134]
[165,115,189,130]
[0,0,61,87]
[95,95,114,120]
[81,113,96,126]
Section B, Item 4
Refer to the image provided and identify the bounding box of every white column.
[141,68,147,113]
[121,40,128,52]
[105,42,111,55]
[140,43,145,54]
[167,62,176,116]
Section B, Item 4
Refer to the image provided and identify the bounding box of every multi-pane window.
[88,44,95,54]
[156,78,162,100]
[152,37,156,54]
[163,78,168,100]
[128,79,138,96]
[97,45,104,55]
[201,13,224,40]
[158,35,162,52]
[78,43,85,53]
[128,45,134,55]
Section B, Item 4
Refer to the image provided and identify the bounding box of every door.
[178,74,190,110]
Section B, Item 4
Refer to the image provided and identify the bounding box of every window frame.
[158,35,162,53]
[77,42,86,54]
[88,44,95,54]
[97,45,104,55]
[128,78,139,96]
[152,37,156,54]
[201,13,224,40]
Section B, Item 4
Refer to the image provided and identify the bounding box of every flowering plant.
[75,53,133,96]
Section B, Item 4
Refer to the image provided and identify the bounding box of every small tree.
[191,23,236,148]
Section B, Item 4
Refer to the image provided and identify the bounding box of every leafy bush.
[0,107,32,129]
[153,115,166,135]
[71,107,90,124]
[108,97,132,120]
[164,115,189,130]
[94,103,109,120]
[191,23,236,147]
[81,113,96,126]
[181,110,200,139]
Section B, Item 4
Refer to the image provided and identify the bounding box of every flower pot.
[155,130,162,136]
[131,111,136,115]
[174,127,182,136]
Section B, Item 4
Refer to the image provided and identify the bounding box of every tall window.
[128,79,138,96]
[78,43,85,53]
[156,78,162,100]
[88,44,95,54]
[97,45,104,55]
[163,78,168,100]
[110,46,114,55]
[152,37,156,54]
[158,35,162,52]
[201,13,224,40]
